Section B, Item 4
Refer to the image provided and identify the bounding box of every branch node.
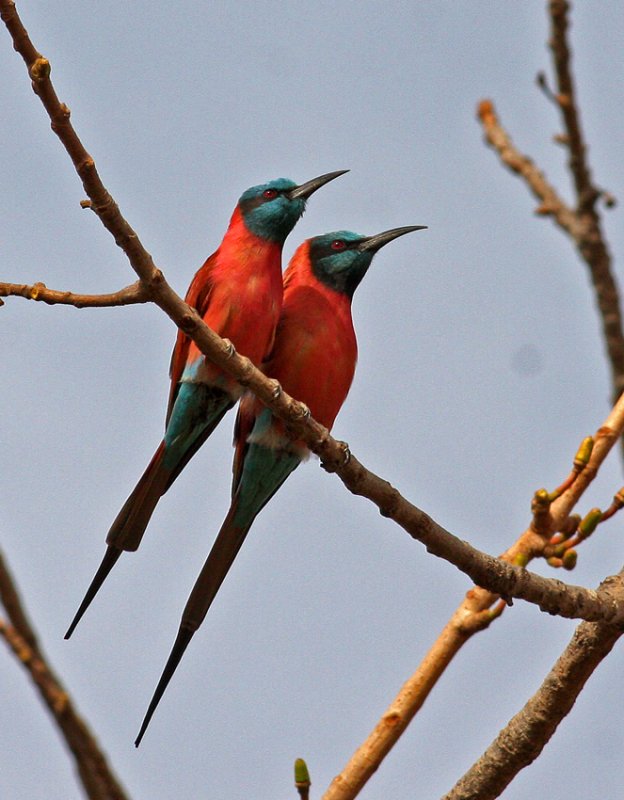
[28,56,50,82]
[382,712,402,728]
[76,156,95,175]
[379,489,400,519]
[179,313,196,333]
[29,282,46,300]
[150,268,164,286]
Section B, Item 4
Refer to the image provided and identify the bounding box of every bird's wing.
[166,253,217,424]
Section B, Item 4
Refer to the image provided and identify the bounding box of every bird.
[65,171,347,640]
[134,223,426,746]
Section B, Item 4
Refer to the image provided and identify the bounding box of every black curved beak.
[287,169,349,200]
[357,225,427,253]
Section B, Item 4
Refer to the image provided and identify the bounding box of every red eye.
[331,240,347,251]
[263,188,278,199]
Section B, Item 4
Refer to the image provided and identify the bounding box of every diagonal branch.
[3,3,623,799]
[477,99,579,233]
[2,0,624,629]
[441,570,624,800]
[0,551,130,800]
[321,402,624,800]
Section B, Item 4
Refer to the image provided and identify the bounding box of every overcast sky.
[3,2,624,798]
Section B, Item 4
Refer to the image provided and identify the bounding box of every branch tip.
[477,98,495,124]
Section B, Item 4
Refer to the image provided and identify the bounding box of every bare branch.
[477,99,579,230]
[478,4,624,404]
[321,400,624,800]
[442,571,624,800]
[3,3,623,799]
[0,551,129,800]
[547,0,624,404]
[548,0,595,209]
[322,9,624,789]
[0,280,148,308]
[2,0,623,629]
[336,397,624,625]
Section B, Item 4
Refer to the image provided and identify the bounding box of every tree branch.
[2,0,623,629]
[548,0,624,402]
[3,2,623,799]
[548,0,595,209]
[441,570,624,800]
[477,0,624,404]
[0,551,130,800]
[477,99,579,231]
[320,7,624,792]
[321,399,624,799]
[0,280,148,308]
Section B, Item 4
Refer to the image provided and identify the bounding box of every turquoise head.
[239,170,348,243]
[309,226,426,297]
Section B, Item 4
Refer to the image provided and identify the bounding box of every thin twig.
[477,99,579,230]
[0,551,129,800]
[0,280,148,307]
[442,570,624,800]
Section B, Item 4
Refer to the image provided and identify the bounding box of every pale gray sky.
[2,2,624,798]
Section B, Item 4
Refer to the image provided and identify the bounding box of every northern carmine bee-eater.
[65,171,347,639]
[135,224,426,745]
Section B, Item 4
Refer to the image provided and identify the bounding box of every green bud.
[578,508,602,539]
[562,549,577,570]
[294,759,311,787]
[533,488,551,509]
[574,436,594,469]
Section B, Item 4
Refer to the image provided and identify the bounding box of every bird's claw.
[222,338,236,358]
[269,379,283,399]
[321,440,351,472]
[295,402,311,420]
